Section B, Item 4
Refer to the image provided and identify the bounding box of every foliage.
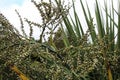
[0,0,120,80]
[58,0,120,80]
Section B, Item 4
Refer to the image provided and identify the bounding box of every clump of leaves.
[0,0,120,80]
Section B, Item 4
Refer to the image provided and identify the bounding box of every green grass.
[0,0,120,80]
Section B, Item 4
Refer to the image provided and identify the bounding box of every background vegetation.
[0,0,120,80]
